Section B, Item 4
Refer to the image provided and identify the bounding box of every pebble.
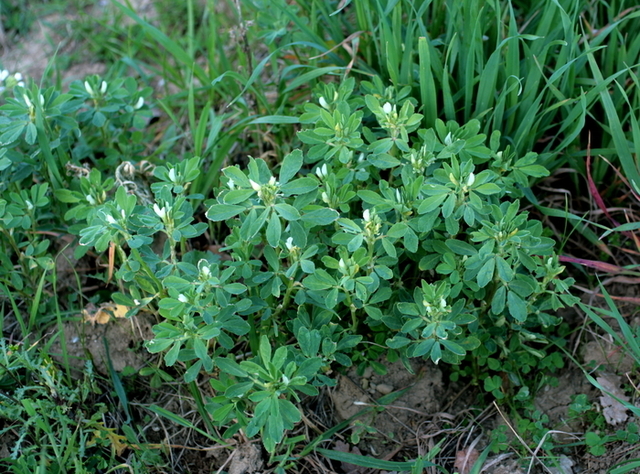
[375,383,394,395]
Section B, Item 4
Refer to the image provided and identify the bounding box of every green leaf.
[368,153,401,169]
[216,357,248,377]
[279,149,303,184]
[303,268,336,290]
[54,189,81,203]
[222,283,247,294]
[266,211,282,247]
[280,177,318,196]
[518,164,549,177]
[387,222,407,238]
[417,193,448,214]
[259,335,272,365]
[224,189,255,204]
[474,183,502,195]
[301,208,339,226]
[492,286,506,314]
[222,166,251,188]
[477,258,495,288]
[358,190,387,206]
[495,256,514,282]
[507,291,528,322]
[440,339,466,357]
[445,239,477,256]
[206,204,245,221]
[274,203,301,221]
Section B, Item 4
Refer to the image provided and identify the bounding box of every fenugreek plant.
[74,76,578,456]
[0,74,151,336]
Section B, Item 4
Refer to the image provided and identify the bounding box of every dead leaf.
[334,440,366,474]
[597,374,629,425]
[454,446,480,474]
[228,442,263,474]
[83,302,129,325]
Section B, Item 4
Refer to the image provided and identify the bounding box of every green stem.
[271,276,297,322]
[345,291,358,332]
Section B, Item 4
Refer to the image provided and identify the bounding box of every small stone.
[376,383,394,395]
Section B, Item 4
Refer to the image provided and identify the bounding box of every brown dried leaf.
[597,374,629,425]
[454,446,480,474]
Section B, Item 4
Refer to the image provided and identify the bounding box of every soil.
[2,2,639,474]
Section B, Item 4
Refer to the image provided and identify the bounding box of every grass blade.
[316,447,435,469]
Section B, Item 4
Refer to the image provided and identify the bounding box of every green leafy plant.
[75,77,578,456]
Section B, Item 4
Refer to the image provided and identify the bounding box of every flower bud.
[444,132,453,146]
[134,97,144,109]
[383,102,392,114]
[100,81,107,94]
[319,96,329,109]
[84,81,94,95]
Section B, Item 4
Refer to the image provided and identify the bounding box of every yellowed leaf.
[83,302,130,325]
[89,426,129,456]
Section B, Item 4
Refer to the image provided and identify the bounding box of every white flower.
[363,209,371,222]
[105,214,117,224]
[23,94,32,108]
[250,180,261,192]
[14,72,22,81]
[315,163,328,179]
[84,81,94,95]
[227,178,235,189]
[0,70,9,82]
[25,200,34,210]
[86,194,96,205]
[321,191,330,204]
[168,167,177,183]
[178,294,189,303]
[134,97,144,109]
[339,258,347,273]
[383,102,393,114]
[134,299,141,305]
[285,237,294,250]
[466,172,475,187]
[439,297,447,309]
[319,96,329,109]
[38,94,44,106]
[100,81,107,94]
[268,176,277,186]
[153,203,167,220]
